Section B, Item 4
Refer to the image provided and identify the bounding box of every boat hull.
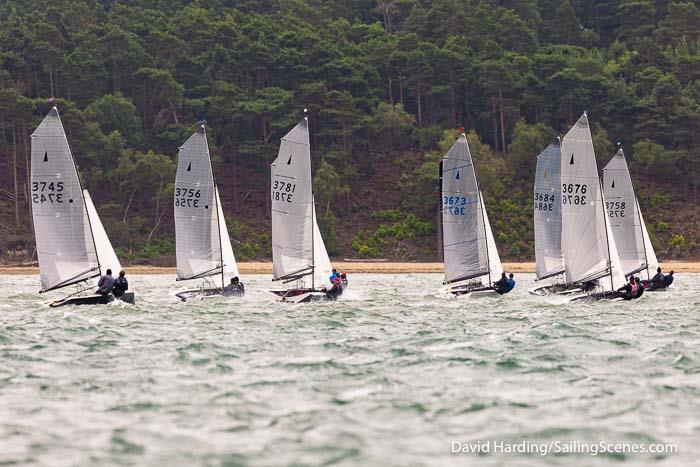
[447,284,504,299]
[48,291,135,308]
[528,283,582,296]
[269,287,343,303]
[175,288,243,302]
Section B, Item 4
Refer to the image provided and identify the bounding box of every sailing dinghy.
[555,113,627,302]
[441,133,504,298]
[528,139,573,296]
[268,116,340,303]
[603,148,658,285]
[174,125,241,301]
[31,107,135,307]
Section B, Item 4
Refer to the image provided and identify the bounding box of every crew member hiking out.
[223,277,245,296]
[96,269,115,295]
[112,271,129,298]
[618,276,639,300]
[493,272,510,294]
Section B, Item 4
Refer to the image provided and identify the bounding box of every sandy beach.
[1,261,698,275]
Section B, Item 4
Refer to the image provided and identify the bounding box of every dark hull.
[529,283,582,296]
[269,286,344,303]
[567,290,622,302]
[48,292,135,308]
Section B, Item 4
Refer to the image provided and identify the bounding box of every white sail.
[30,107,99,292]
[560,113,625,291]
[83,190,122,274]
[637,204,658,280]
[174,126,222,281]
[480,192,502,286]
[216,187,239,279]
[271,117,331,288]
[441,134,489,283]
[533,140,565,280]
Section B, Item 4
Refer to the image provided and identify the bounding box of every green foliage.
[669,233,688,257]
[0,0,697,262]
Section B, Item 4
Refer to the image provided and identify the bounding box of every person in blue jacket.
[506,273,516,292]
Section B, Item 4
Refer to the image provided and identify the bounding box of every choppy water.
[1,273,698,466]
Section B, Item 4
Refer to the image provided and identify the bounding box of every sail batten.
[271,118,332,288]
[30,107,100,292]
[534,140,564,280]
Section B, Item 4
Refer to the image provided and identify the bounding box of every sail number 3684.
[534,192,554,212]
[175,187,201,208]
[272,180,296,203]
[32,181,64,203]
[561,183,588,205]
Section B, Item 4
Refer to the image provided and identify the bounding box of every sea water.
[0,273,698,466]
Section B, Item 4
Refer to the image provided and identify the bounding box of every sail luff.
[216,187,240,279]
[480,192,502,287]
[84,190,122,274]
[30,107,100,292]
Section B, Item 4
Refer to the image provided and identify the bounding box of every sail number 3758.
[272,180,296,203]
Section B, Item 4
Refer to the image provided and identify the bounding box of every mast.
[204,121,225,290]
[305,109,315,290]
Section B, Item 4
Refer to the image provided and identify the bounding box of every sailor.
[223,276,245,296]
[649,267,665,289]
[506,273,516,292]
[340,272,348,286]
[96,269,115,295]
[329,268,340,283]
[493,272,508,294]
[112,270,129,298]
[663,270,674,288]
[618,276,639,300]
[326,276,343,300]
[634,276,644,299]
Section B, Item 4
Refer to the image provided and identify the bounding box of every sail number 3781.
[272,180,296,203]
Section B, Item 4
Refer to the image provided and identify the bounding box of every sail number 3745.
[272,180,296,203]
[32,181,64,203]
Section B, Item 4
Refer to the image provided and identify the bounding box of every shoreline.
[1,261,698,275]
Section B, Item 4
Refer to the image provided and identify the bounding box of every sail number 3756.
[561,183,588,205]
[272,180,296,203]
[175,187,201,208]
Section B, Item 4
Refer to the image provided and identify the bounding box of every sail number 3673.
[32,181,64,203]
[443,196,467,215]
[272,180,296,203]
[561,183,588,205]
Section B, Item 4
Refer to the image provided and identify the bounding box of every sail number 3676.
[272,180,296,203]
[561,183,587,205]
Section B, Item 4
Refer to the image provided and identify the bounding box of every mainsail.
[271,117,332,288]
[30,107,100,292]
[175,126,238,285]
[603,149,658,279]
[560,113,625,291]
[533,140,565,280]
[441,133,492,285]
[84,190,122,274]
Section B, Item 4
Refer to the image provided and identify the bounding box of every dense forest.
[0,0,698,265]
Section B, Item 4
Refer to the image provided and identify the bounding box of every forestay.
[560,113,625,291]
[441,134,490,284]
[174,126,222,281]
[480,192,503,285]
[216,187,240,278]
[533,140,565,280]
[84,190,122,274]
[271,117,332,289]
[603,149,657,279]
[30,107,99,292]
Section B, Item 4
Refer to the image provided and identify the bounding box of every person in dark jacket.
[326,276,343,300]
[663,271,674,288]
[493,272,508,294]
[112,270,129,297]
[96,269,115,295]
[634,277,644,298]
[649,267,665,289]
[223,276,245,296]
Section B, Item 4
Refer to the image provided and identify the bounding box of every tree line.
[0,0,697,263]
